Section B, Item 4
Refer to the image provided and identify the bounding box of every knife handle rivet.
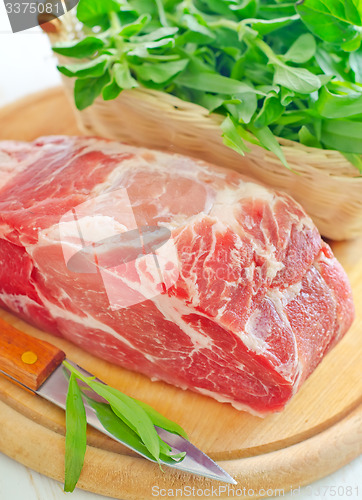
[21,351,38,365]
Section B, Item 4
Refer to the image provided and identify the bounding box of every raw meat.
[0,136,354,414]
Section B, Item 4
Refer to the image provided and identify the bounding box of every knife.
[66,225,172,273]
[0,318,236,485]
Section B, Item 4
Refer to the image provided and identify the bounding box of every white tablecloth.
[0,4,360,499]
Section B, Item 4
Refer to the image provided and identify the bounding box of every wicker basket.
[44,15,362,241]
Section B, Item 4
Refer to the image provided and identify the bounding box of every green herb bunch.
[54,0,362,170]
[63,361,187,492]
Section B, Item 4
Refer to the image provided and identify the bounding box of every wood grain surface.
[0,88,361,499]
[0,318,65,391]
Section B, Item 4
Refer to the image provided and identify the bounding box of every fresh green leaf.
[194,0,240,19]
[273,64,322,94]
[249,124,289,168]
[225,92,258,124]
[258,2,298,18]
[317,86,362,118]
[198,93,227,112]
[102,78,122,100]
[57,55,109,78]
[344,0,362,25]
[342,152,362,173]
[53,37,105,58]
[254,93,284,128]
[62,362,160,462]
[77,0,121,28]
[134,399,188,439]
[113,63,138,89]
[64,373,87,493]
[283,33,317,64]
[128,37,175,57]
[274,110,311,126]
[237,123,264,146]
[221,115,250,156]
[132,27,178,42]
[350,48,362,82]
[321,119,362,153]
[86,397,186,463]
[315,47,346,80]
[341,34,362,52]
[86,398,153,455]
[176,66,261,95]
[126,0,157,20]
[62,361,189,467]
[74,71,111,110]
[280,87,295,106]
[242,15,299,36]
[230,0,258,19]
[85,381,161,461]
[313,118,322,141]
[119,14,150,37]
[318,74,334,86]
[296,0,361,45]
[183,13,215,41]
[298,125,321,147]
[134,59,189,83]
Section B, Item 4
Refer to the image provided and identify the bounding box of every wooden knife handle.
[0,318,65,391]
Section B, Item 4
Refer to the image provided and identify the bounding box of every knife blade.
[0,318,236,485]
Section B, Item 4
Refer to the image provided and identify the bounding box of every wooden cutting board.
[0,88,361,500]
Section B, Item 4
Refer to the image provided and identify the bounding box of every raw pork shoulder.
[0,136,354,414]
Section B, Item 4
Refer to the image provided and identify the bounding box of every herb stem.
[294,99,307,110]
[253,37,280,65]
[208,19,239,31]
[155,0,169,27]
[109,10,121,32]
[242,14,300,27]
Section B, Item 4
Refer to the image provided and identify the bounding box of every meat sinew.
[0,136,354,415]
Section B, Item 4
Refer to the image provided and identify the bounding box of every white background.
[0,3,361,499]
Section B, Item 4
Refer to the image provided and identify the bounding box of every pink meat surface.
[0,136,354,415]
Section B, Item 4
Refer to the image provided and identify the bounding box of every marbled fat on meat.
[0,136,355,415]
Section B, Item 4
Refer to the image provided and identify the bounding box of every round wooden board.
[0,88,361,500]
